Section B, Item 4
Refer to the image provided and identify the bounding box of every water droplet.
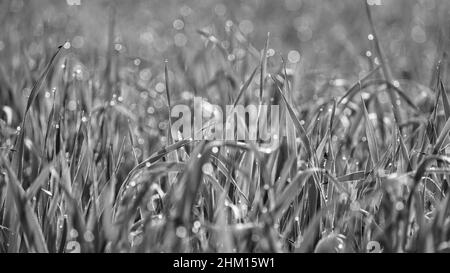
[147,106,155,114]
[288,50,301,63]
[366,240,382,253]
[68,100,77,111]
[173,19,185,30]
[158,122,167,130]
[84,231,95,242]
[374,57,380,65]
[202,163,214,175]
[176,226,187,238]
[114,44,123,51]
[66,241,81,253]
[63,41,71,49]
[239,20,254,35]
[395,201,404,211]
[155,82,165,93]
[69,229,78,238]
[225,20,233,28]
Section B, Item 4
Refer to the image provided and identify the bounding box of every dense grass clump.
[1,0,450,253]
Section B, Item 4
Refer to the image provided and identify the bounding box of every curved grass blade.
[361,96,379,165]
[232,65,259,108]
[433,116,450,154]
[13,44,64,180]
[337,66,381,105]
[271,75,312,158]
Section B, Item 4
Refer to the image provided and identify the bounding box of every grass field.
[1,0,450,253]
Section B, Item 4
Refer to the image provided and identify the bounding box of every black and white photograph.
[0,0,449,268]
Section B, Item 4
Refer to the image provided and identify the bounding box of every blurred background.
[1,1,448,74]
[0,0,449,109]
[2,0,450,254]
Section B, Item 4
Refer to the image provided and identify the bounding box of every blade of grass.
[361,96,379,166]
[1,155,48,253]
[365,1,402,127]
[13,44,64,180]
[271,75,312,159]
